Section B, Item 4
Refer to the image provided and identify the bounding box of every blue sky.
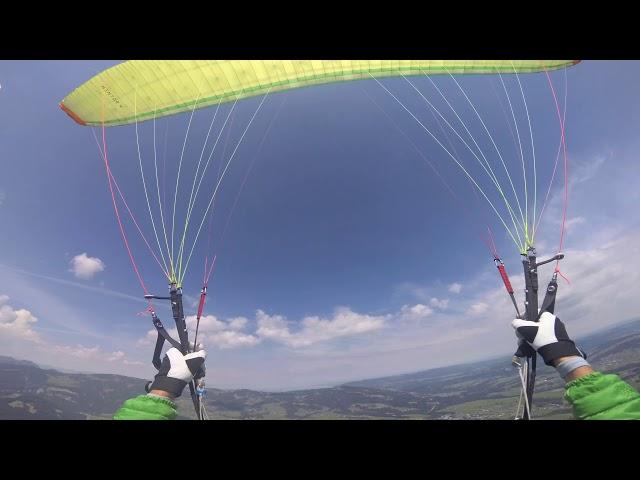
[0,60,639,390]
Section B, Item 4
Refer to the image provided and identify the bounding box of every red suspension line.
[108,170,170,279]
[101,123,149,296]
[544,70,570,276]
[92,129,170,280]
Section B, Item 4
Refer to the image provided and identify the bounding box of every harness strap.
[150,311,183,369]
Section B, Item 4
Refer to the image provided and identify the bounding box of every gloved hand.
[148,347,206,398]
[511,312,585,366]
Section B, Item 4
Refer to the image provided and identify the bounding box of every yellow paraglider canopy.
[60,60,578,127]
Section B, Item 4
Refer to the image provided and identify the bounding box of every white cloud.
[184,314,259,349]
[228,317,249,331]
[136,329,158,348]
[107,351,126,362]
[138,313,260,351]
[69,253,105,280]
[564,216,586,233]
[186,314,226,332]
[448,283,463,294]
[571,155,606,186]
[255,310,292,342]
[52,344,101,359]
[50,343,142,366]
[400,303,434,321]
[207,330,260,349]
[302,307,386,338]
[0,295,42,343]
[122,359,145,366]
[256,307,387,348]
[429,297,449,309]
[466,302,489,316]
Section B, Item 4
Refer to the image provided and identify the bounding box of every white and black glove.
[148,347,207,398]
[511,312,585,366]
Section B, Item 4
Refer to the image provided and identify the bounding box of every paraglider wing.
[60,60,579,127]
